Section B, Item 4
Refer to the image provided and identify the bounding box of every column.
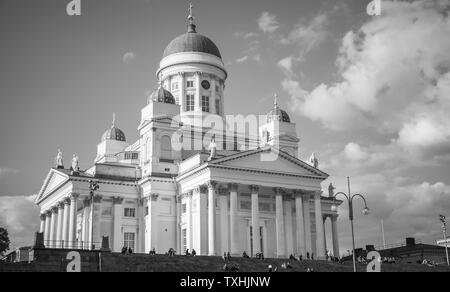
[211,76,217,114]
[68,193,79,248]
[56,202,64,247]
[185,192,192,251]
[49,207,58,247]
[137,198,144,253]
[113,196,124,252]
[193,185,207,255]
[323,216,328,256]
[219,188,229,254]
[146,194,159,252]
[178,72,185,107]
[194,72,201,111]
[176,195,182,254]
[250,185,261,256]
[274,188,285,258]
[331,215,340,258]
[295,192,306,257]
[284,196,294,257]
[44,211,51,244]
[229,184,239,255]
[82,198,90,249]
[39,214,46,233]
[62,198,70,248]
[303,195,312,255]
[207,181,217,256]
[314,191,326,259]
[92,195,102,249]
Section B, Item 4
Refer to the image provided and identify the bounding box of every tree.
[0,227,10,256]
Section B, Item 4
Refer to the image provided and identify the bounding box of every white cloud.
[122,51,136,64]
[283,0,450,159]
[0,195,40,249]
[258,12,280,33]
[280,12,328,60]
[236,56,249,63]
[234,31,258,40]
[277,56,295,74]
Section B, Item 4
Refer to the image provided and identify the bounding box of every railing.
[43,240,102,250]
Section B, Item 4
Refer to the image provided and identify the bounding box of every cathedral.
[35,8,341,259]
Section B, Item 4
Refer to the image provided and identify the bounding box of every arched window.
[160,135,172,161]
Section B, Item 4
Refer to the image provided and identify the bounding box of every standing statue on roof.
[55,149,64,169]
[208,134,217,161]
[309,152,319,168]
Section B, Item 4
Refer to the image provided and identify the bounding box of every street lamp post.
[440,215,449,266]
[89,180,99,250]
[331,177,370,273]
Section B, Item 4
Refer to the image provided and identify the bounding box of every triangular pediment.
[210,147,328,178]
[35,169,70,204]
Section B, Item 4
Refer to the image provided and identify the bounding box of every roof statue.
[208,134,217,161]
[71,154,79,172]
[328,182,335,198]
[309,152,319,168]
[55,149,63,169]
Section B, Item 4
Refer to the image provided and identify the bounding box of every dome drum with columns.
[35,5,341,260]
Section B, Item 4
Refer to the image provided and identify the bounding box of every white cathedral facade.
[35,10,341,259]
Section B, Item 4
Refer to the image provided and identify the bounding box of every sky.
[1,0,450,254]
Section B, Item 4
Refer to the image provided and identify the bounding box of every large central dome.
[162,22,222,59]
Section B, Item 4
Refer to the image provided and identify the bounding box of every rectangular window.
[182,203,187,214]
[186,95,194,111]
[215,85,219,92]
[123,232,135,250]
[145,206,149,216]
[186,81,194,88]
[124,208,136,218]
[215,99,220,115]
[202,96,210,112]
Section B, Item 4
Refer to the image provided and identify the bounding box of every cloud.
[282,0,450,159]
[235,56,249,63]
[234,31,259,40]
[277,56,295,74]
[258,12,280,33]
[0,195,40,249]
[122,51,136,64]
[280,12,329,60]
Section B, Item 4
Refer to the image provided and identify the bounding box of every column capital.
[57,202,65,209]
[273,187,283,195]
[228,183,238,192]
[63,197,71,205]
[314,190,323,199]
[218,186,228,196]
[40,213,47,220]
[176,195,182,203]
[70,193,80,200]
[112,196,124,205]
[178,71,185,77]
[198,185,208,193]
[93,194,103,203]
[149,193,159,201]
[249,185,259,193]
[51,206,59,213]
[182,191,192,199]
[45,210,52,216]
[207,181,217,190]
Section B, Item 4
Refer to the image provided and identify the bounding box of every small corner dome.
[267,95,291,123]
[101,114,126,142]
[148,86,176,104]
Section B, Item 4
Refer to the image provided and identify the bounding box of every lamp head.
[362,207,370,215]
